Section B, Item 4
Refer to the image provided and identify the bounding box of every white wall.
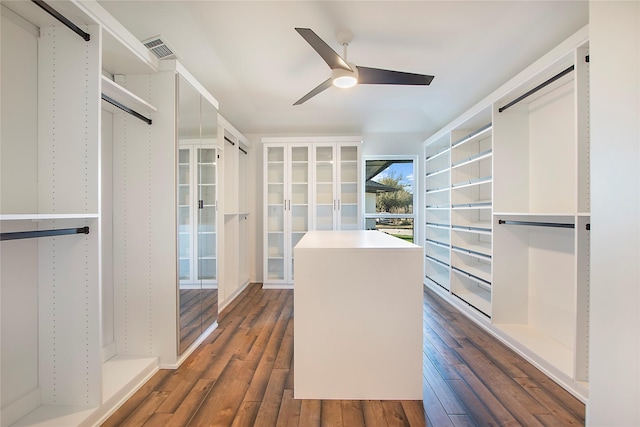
[588,1,640,425]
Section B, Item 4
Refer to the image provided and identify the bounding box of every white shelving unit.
[218,118,252,309]
[423,26,590,401]
[424,109,493,317]
[0,1,162,425]
[424,134,452,291]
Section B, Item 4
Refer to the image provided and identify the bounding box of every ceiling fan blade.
[293,78,333,105]
[295,28,352,72]
[356,66,434,85]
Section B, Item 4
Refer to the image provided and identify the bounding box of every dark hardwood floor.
[102,283,584,426]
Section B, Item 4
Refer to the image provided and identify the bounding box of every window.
[363,156,417,242]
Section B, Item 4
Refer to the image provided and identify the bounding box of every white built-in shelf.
[0,213,99,221]
[452,241,492,258]
[452,201,492,209]
[451,124,493,149]
[494,212,577,219]
[425,187,450,194]
[101,75,158,117]
[452,177,493,188]
[452,288,491,315]
[452,226,492,236]
[11,405,97,427]
[452,262,491,283]
[451,150,493,168]
[102,356,158,406]
[425,169,449,178]
[425,239,450,249]
[425,148,450,161]
[494,323,574,378]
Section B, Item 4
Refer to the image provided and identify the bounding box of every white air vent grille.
[142,36,177,60]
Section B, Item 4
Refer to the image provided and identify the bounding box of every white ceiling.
[98,0,588,138]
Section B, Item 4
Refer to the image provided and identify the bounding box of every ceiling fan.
[293,27,434,105]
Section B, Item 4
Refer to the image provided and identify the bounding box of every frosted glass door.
[267,146,285,280]
[339,145,359,229]
[315,145,335,230]
[290,146,310,279]
[197,147,216,281]
[178,148,192,281]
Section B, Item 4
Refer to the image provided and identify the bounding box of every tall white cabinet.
[423,26,590,401]
[263,137,362,288]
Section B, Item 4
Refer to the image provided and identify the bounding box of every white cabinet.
[423,26,590,401]
[313,143,361,231]
[263,137,362,288]
[264,143,312,287]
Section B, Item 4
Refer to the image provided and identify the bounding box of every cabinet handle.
[198,200,204,209]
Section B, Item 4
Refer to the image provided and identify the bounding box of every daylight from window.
[364,158,415,242]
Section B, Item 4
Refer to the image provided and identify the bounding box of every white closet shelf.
[452,289,491,315]
[101,75,157,116]
[0,213,99,221]
[425,148,450,161]
[494,212,576,218]
[10,405,98,427]
[101,356,158,418]
[425,187,450,194]
[451,263,491,283]
[425,168,449,178]
[451,150,493,169]
[451,124,493,149]
[452,226,492,236]
[425,254,450,268]
[493,323,574,378]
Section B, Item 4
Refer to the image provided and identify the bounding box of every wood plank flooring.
[102,283,585,426]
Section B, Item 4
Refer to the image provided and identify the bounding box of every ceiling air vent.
[142,35,177,60]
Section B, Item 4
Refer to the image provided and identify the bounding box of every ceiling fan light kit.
[332,67,358,88]
[294,27,434,105]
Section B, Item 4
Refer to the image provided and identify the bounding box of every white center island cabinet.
[293,230,423,400]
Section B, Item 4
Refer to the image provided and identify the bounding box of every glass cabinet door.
[178,148,192,282]
[197,147,217,281]
[339,145,359,230]
[266,146,285,281]
[315,145,335,230]
[290,145,310,279]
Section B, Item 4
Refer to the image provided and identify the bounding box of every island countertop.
[294,229,419,250]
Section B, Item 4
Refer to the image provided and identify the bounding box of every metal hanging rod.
[101,94,152,125]
[31,0,90,41]
[498,65,574,113]
[1,226,89,241]
[498,219,574,229]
